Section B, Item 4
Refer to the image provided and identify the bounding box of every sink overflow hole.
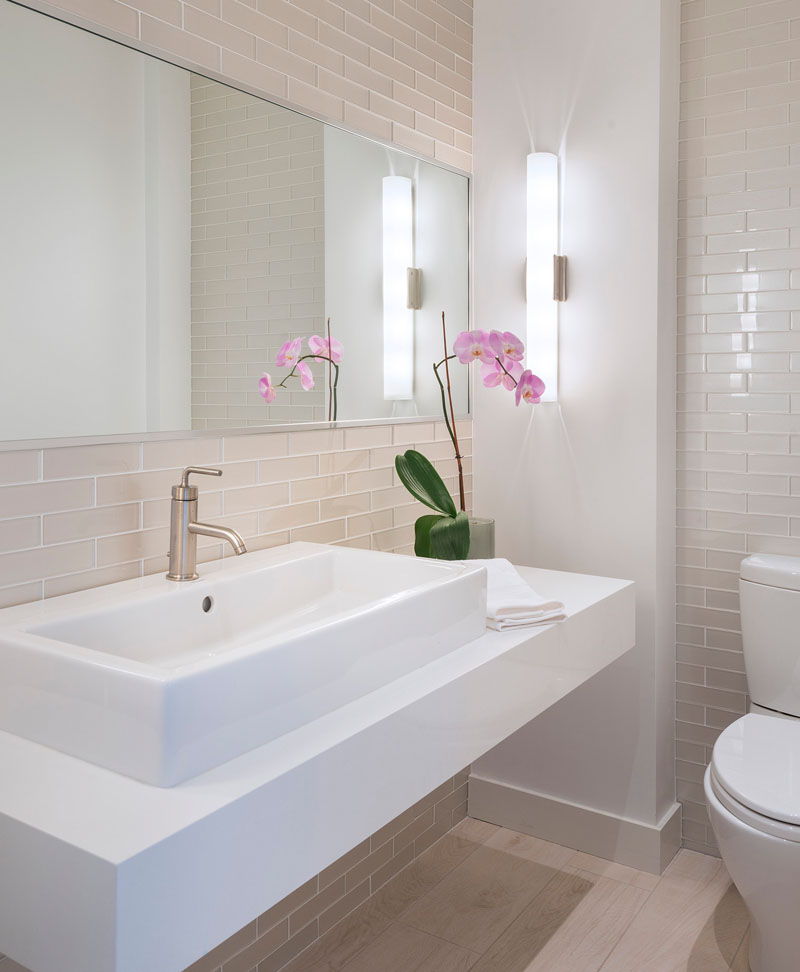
[202,595,214,614]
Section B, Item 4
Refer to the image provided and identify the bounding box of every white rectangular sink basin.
[0,543,486,785]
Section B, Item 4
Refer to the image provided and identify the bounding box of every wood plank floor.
[286,817,750,972]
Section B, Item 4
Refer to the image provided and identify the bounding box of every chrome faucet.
[167,467,247,581]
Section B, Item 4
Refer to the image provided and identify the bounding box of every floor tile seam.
[381,826,497,925]
[728,921,751,971]
[332,920,400,972]
[589,874,657,972]
[441,860,568,958]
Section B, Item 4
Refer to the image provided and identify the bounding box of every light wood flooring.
[285,817,750,972]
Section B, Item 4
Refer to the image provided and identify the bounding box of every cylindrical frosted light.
[526,153,559,402]
[383,176,414,400]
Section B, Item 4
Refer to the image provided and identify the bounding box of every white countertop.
[0,565,634,972]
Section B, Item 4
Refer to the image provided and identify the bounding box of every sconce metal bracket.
[407,267,422,310]
[553,255,568,302]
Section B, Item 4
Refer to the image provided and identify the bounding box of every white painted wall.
[324,127,469,421]
[471,0,679,831]
[0,2,190,441]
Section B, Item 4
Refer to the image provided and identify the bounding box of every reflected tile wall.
[677,0,800,854]
[190,77,328,429]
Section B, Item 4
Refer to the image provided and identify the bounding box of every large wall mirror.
[0,0,470,444]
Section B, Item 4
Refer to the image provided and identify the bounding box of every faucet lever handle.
[180,466,223,488]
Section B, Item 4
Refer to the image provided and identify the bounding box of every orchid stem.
[440,312,465,513]
[326,317,333,422]
[494,356,520,387]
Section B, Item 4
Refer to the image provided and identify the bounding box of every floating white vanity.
[0,546,634,972]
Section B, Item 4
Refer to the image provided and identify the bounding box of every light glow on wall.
[383,175,414,400]
[526,152,559,403]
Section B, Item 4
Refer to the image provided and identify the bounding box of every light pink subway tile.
[0,479,94,519]
[44,562,141,599]
[184,5,256,57]
[0,451,40,486]
[44,443,139,479]
[291,518,346,543]
[49,0,139,37]
[0,541,95,587]
[0,518,41,555]
[142,438,222,470]
[141,13,221,71]
[220,48,288,100]
[43,504,139,545]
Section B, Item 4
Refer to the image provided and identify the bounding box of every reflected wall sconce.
[526,152,566,403]
[383,175,420,401]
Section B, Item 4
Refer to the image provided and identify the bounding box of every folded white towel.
[469,558,566,631]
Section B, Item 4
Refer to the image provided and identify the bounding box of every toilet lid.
[712,713,800,826]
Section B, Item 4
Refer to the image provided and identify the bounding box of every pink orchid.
[488,330,525,363]
[258,373,276,403]
[276,338,302,368]
[308,334,343,364]
[297,360,314,391]
[481,358,523,390]
[515,370,546,406]
[453,329,493,364]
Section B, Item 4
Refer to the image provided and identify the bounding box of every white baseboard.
[468,774,682,875]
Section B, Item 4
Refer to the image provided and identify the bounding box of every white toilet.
[705,553,800,972]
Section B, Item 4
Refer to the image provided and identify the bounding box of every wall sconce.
[526,152,566,403]
[382,175,418,400]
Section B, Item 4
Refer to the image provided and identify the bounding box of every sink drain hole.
[201,595,214,613]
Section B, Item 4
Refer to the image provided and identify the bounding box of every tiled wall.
[0,772,468,972]
[0,421,472,607]
[190,76,328,428]
[23,0,472,172]
[677,0,800,854]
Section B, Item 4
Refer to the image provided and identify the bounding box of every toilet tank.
[740,554,800,717]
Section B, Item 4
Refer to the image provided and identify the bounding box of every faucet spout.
[189,521,247,556]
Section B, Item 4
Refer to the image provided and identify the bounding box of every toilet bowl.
[705,714,800,972]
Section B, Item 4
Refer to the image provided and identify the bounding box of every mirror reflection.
[0,0,470,443]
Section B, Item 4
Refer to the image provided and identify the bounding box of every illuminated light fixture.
[526,152,566,403]
[382,175,416,400]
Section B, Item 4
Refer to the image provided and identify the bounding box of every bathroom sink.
[0,543,486,785]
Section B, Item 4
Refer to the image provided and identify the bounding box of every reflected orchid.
[297,360,314,391]
[276,338,302,368]
[260,321,342,420]
[309,334,343,364]
[258,373,276,403]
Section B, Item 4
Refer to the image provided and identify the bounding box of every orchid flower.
[297,360,314,391]
[308,334,343,364]
[480,358,523,390]
[515,370,546,406]
[453,330,493,364]
[258,373,276,403]
[489,330,524,363]
[276,338,302,368]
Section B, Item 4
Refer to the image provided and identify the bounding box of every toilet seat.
[711,714,800,841]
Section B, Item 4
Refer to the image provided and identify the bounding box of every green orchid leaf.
[429,510,471,560]
[414,514,445,558]
[395,450,458,517]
